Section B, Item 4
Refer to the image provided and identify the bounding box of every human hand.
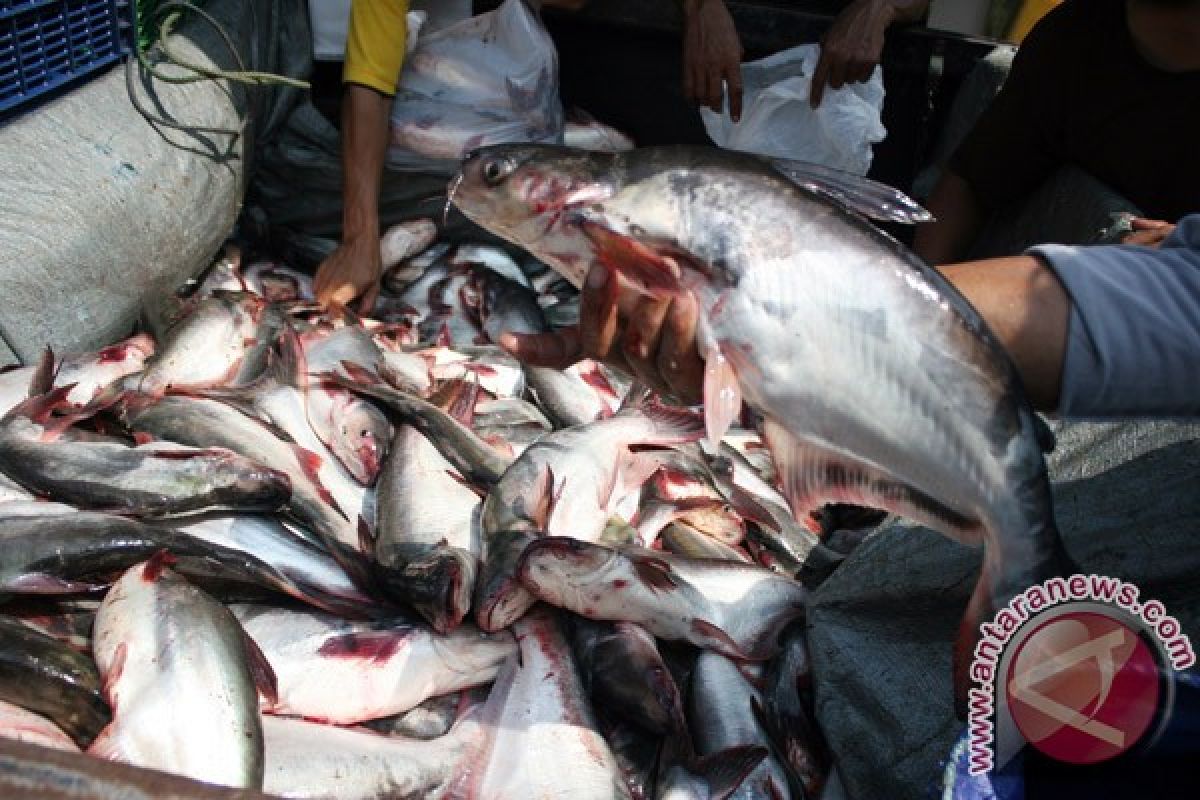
[682,0,745,122]
[314,235,383,313]
[500,263,706,404]
[810,0,895,109]
[1121,217,1176,248]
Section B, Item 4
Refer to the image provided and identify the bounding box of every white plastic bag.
[388,0,563,166]
[701,44,886,176]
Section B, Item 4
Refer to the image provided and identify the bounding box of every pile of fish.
[0,217,837,798]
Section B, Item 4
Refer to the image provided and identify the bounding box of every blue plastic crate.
[0,0,135,119]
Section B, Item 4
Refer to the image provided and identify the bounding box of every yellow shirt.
[343,0,410,95]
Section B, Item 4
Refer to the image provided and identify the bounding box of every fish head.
[331,397,392,485]
[451,145,617,286]
[517,537,622,602]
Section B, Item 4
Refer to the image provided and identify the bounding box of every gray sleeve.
[1028,214,1200,419]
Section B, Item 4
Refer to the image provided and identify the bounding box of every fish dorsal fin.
[274,322,307,391]
[29,347,58,397]
[767,156,932,224]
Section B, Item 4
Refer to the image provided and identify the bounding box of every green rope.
[137,1,310,90]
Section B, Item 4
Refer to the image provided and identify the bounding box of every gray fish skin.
[0,505,363,614]
[376,424,481,632]
[380,218,440,271]
[0,401,291,517]
[524,358,621,429]
[661,521,752,563]
[0,614,109,749]
[519,539,806,661]
[0,699,80,752]
[89,558,265,789]
[262,706,485,800]
[572,618,685,736]
[321,362,512,489]
[231,604,513,725]
[168,513,374,615]
[450,606,631,800]
[138,290,266,393]
[689,652,792,800]
[476,405,702,633]
[362,691,464,740]
[120,393,368,588]
[451,144,1063,700]
[296,325,394,485]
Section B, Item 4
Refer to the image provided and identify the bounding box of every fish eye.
[481,157,515,186]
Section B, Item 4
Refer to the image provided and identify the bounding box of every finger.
[355,282,380,316]
[828,57,848,90]
[1131,217,1170,230]
[499,328,583,369]
[850,60,873,85]
[621,295,673,391]
[657,293,704,404]
[579,263,621,361]
[726,68,743,122]
[810,50,830,109]
[324,282,359,310]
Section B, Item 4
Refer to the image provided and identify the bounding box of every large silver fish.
[0,388,291,517]
[120,392,370,589]
[89,555,272,789]
[231,604,513,725]
[689,652,794,800]
[450,144,1065,699]
[449,606,631,800]
[519,538,807,661]
[375,423,482,632]
[475,404,702,632]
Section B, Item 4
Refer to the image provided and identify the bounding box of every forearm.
[939,255,1069,411]
[340,84,392,243]
[889,0,929,24]
[913,170,983,265]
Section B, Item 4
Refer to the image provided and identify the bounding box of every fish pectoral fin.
[690,745,770,800]
[240,626,280,707]
[760,420,981,540]
[703,343,742,449]
[571,213,686,298]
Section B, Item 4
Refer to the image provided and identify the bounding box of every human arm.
[911,169,983,265]
[499,255,1068,412]
[680,0,745,121]
[314,0,409,312]
[809,0,928,109]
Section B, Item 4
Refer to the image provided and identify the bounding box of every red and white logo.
[1005,611,1161,764]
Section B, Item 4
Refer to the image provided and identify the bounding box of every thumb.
[499,328,582,370]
